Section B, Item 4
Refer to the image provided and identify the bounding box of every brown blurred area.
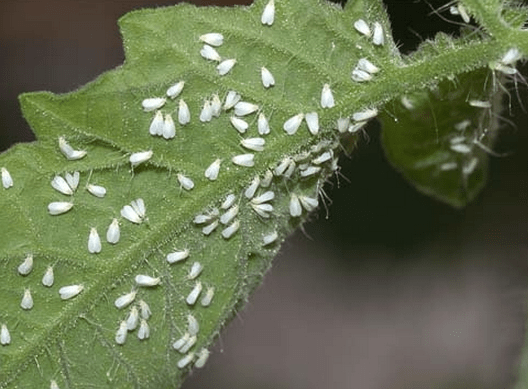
[1,1,527,389]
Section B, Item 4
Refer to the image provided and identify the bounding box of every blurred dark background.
[1,1,527,388]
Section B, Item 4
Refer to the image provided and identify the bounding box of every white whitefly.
[167,249,189,264]
[177,174,194,191]
[179,334,197,353]
[224,91,241,110]
[126,306,139,331]
[201,287,215,307]
[469,100,491,108]
[177,353,195,369]
[351,68,372,82]
[232,153,254,167]
[114,291,137,309]
[166,80,185,99]
[178,99,191,125]
[188,262,203,280]
[283,159,296,178]
[138,319,150,340]
[142,97,166,112]
[251,202,273,218]
[42,266,54,287]
[220,205,239,225]
[241,137,266,152]
[244,176,260,199]
[135,274,161,287]
[234,101,259,116]
[139,300,151,320]
[457,4,470,23]
[87,184,106,198]
[121,205,142,224]
[51,175,73,195]
[199,32,224,47]
[274,157,293,176]
[312,151,333,165]
[130,150,153,167]
[59,284,84,300]
[194,349,211,369]
[87,228,101,254]
[48,202,74,216]
[258,112,270,135]
[450,144,472,154]
[217,59,237,76]
[305,112,319,135]
[21,289,33,310]
[299,195,319,212]
[372,22,384,45]
[260,170,273,187]
[320,84,335,108]
[1,324,10,346]
[354,19,371,37]
[463,157,479,175]
[401,96,415,110]
[211,94,222,117]
[348,121,368,133]
[283,113,304,135]
[353,108,378,122]
[357,58,380,74]
[262,231,278,246]
[221,220,240,239]
[1,167,13,189]
[199,100,213,122]
[501,48,522,65]
[450,136,466,145]
[162,113,176,139]
[115,321,128,345]
[200,44,221,62]
[261,0,275,25]
[149,110,164,136]
[131,198,146,218]
[188,314,200,336]
[205,159,221,181]
[65,171,80,191]
[17,254,33,276]
[261,66,275,88]
[202,220,219,235]
[173,333,191,351]
[440,162,458,171]
[58,137,87,160]
[106,218,120,244]
[300,166,322,177]
[50,380,59,389]
[186,282,203,305]
[221,194,236,210]
[289,194,302,217]
[336,117,350,133]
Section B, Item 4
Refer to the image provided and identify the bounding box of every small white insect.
[177,353,195,369]
[289,193,302,217]
[106,218,120,244]
[135,274,161,287]
[469,100,491,108]
[186,282,203,305]
[232,154,255,167]
[179,335,197,354]
[87,184,106,198]
[230,116,249,133]
[450,143,472,154]
[348,121,368,133]
[354,19,371,37]
[17,254,33,276]
[211,94,222,117]
[262,231,279,246]
[130,150,153,167]
[139,300,151,320]
[221,194,236,210]
[261,67,275,88]
[336,117,350,133]
[440,162,458,171]
[166,249,189,264]
[357,58,380,74]
[126,306,139,330]
[320,84,335,108]
[463,157,479,175]
[51,175,73,195]
[199,100,213,122]
[299,195,319,212]
[58,137,87,160]
[201,287,215,307]
[188,314,200,336]
[450,136,466,145]
[138,319,150,340]
[244,176,260,199]
[261,0,275,25]
[1,167,13,189]
[224,91,241,110]
[312,151,333,165]
[202,220,219,235]
[220,205,239,225]
[199,32,224,47]
[234,101,259,116]
[200,44,221,62]
[114,290,137,309]
[258,112,271,135]
[251,190,275,205]
[260,170,273,187]
[64,172,80,191]
[21,289,33,310]
[166,81,185,99]
[221,220,240,239]
[173,333,190,351]
[1,324,11,345]
[283,159,296,178]
[88,227,102,254]
[283,113,304,135]
[142,97,166,112]
[372,22,385,46]
[351,68,373,82]
[501,48,522,65]
[205,159,221,181]
[274,157,293,176]
[50,380,59,389]
[48,201,74,216]
[400,96,414,110]
[163,113,176,139]
[217,59,237,75]
[353,108,378,122]
[42,266,54,287]
[455,4,470,23]
[194,349,210,369]
[188,262,203,280]
[241,137,266,152]
[251,202,273,218]
[121,199,146,224]
[305,112,319,135]
[177,173,195,191]
[454,120,471,131]
[59,284,84,300]
[300,166,322,177]
[115,321,128,345]
[178,99,191,125]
